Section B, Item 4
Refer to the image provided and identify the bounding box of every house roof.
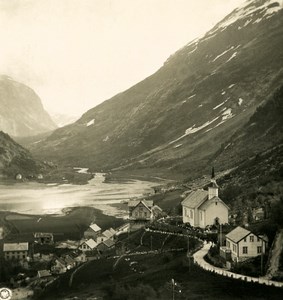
[102,229,115,239]
[128,200,153,208]
[108,227,116,235]
[181,189,208,209]
[152,205,163,212]
[3,242,28,252]
[34,232,53,238]
[89,223,101,232]
[37,270,52,278]
[102,239,115,248]
[226,226,251,243]
[64,255,76,265]
[198,196,229,210]
[85,239,98,249]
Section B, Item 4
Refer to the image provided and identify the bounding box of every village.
[0,171,283,299]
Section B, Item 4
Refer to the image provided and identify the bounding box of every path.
[193,242,283,288]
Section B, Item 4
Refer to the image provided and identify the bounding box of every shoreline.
[1,206,125,243]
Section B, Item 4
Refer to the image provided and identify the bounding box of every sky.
[0,0,245,117]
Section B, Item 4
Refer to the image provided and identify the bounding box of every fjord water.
[0,173,156,217]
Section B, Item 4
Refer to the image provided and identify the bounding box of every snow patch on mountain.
[187,94,196,100]
[212,46,234,62]
[174,144,182,149]
[87,119,95,126]
[228,84,236,89]
[227,52,237,62]
[169,116,220,144]
[103,136,109,142]
[238,98,244,105]
[213,99,228,110]
[217,0,283,30]
[222,108,233,120]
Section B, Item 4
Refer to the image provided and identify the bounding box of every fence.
[193,243,283,288]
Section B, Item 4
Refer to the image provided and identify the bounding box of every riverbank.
[1,206,124,243]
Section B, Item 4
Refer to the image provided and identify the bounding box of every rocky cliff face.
[0,131,41,177]
[0,76,57,137]
[31,0,283,178]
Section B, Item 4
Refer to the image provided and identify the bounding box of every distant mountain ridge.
[30,0,283,178]
[0,75,57,137]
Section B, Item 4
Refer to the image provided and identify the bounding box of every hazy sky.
[0,0,245,116]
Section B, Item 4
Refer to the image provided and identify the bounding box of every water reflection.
[0,173,156,217]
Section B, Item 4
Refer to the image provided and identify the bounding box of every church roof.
[198,196,229,210]
[181,189,208,209]
[209,181,219,188]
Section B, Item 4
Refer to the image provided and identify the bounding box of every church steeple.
[208,167,218,199]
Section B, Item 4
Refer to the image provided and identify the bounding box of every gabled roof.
[181,189,208,209]
[152,205,163,212]
[226,226,251,243]
[108,227,116,235]
[198,196,229,210]
[3,242,28,252]
[80,239,97,249]
[89,223,101,232]
[102,229,116,239]
[64,255,76,265]
[128,200,153,208]
[34,232,53,238]
[37,270,52,278]
[102,239,115,248]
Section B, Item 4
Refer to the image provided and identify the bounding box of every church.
[181,170,229,228]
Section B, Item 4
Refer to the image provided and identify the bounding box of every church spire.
[208,167,218,199]
[211,166,215,179]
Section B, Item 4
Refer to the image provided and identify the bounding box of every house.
[151,204,164,219]
[97,239,115,253]
[181,174,229,228]
[37,270,52,278]
[101,228,116,241]
[78,239,98,252]
[224,226,267,262]
[3,242,29,260]
[34,232,54,245]
[128,199,163,230]
[83,223,101,240]
[51,258,67,274]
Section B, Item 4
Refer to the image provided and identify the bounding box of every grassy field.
[36,229,283,299]
[40,250,283,300]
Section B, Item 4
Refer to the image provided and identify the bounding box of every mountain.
[0,76,57,137]
[30,0,283,178]
[50,113,79,128]
[0,131,42,178]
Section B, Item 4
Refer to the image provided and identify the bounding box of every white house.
[83,223,101,240]
[78,239,97,252]
[181,177,229,228]
[3,242,29,260]
[225,226,267,262]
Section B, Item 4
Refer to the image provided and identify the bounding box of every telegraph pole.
[172,278,175,300]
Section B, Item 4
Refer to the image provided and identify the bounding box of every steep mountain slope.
[31,0,283,177]
[0,76,57,137]
[0,131,42,178]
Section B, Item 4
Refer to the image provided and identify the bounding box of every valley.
[0,0,283,299]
